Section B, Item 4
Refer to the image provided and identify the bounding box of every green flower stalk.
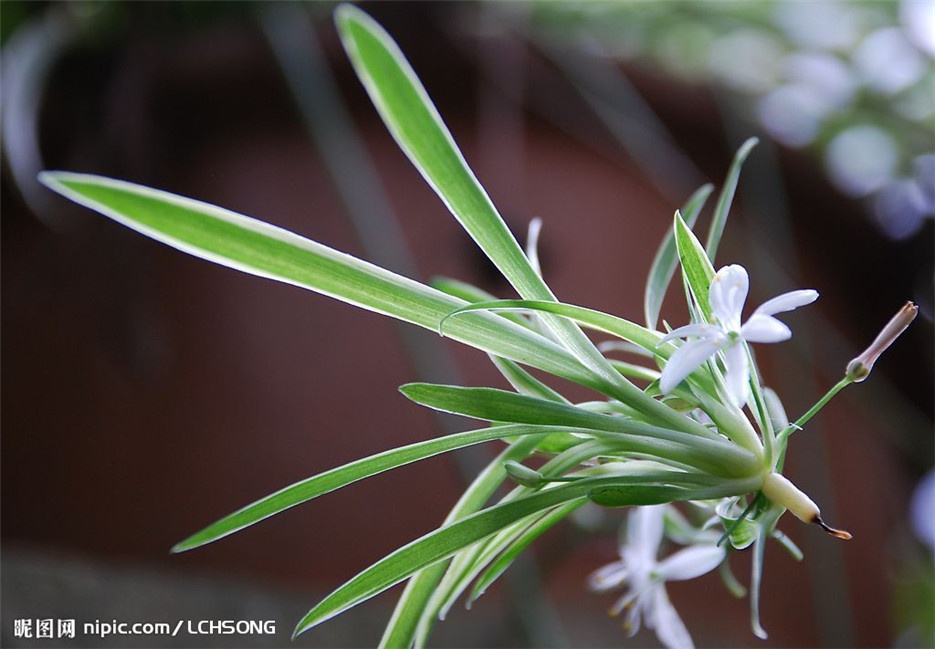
[36,5,915,648]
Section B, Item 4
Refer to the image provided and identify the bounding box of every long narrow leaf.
[431,276,531,328]
[335,4,624,386]
[433,512,544,623]
[441,299,663,354]
[38,172,602,392]
[382,436,542,649]
[645,183,713,329]
[587,483,691,507]
[674,210,717,322]
[489,356,570,403]
[335,5,530,293]
[436,506,571,621]
[401,384,687,440]
[427,440,618,624]
[294,471,736,637]
[172,424,552,553]
[470,501,582,603]
[294,483,585,636]
[607,359,661,382]
[399,383,760,477]
[439,297,724,441]
[705,137,758,262]
[424,438,623,631]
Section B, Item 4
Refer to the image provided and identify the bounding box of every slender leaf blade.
[381,436,542,648]
[587,484,687,507]
[334,4,544,300]
[436,509,561,620]
[674,210,717,322]
[295,471,722,636]
[294,482,592,636]
[442,299,663,354]
[423,439,625,630]
[645,183,713,329]
[399,384,629,434]
[38,172,599,390]
[399,383,760,477]
[431,277,530,328]
[470,501,582,603]
[172,424,551,553]
[705,137,758,262]
[489,356,570,404]
[335,4,624,385]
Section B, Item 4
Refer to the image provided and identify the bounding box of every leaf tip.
[292,611,322,640]
[37,170,103,198]
[673,209,688,230]
[334,2,364,24]
[334,2,378,45]
[170,535,200,554]
[397,382,423,400]
[36,170,72,193]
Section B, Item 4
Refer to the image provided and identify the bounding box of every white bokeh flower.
[589,505,725,649]
[659,264,817,406]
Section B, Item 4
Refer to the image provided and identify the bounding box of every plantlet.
[38,5,915,648]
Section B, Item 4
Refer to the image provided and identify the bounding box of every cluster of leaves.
[38,5,868,647]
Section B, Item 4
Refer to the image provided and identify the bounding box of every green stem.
[718,493,763,547]
[780,377,852,442]
[693,367,764,457]
[775,376,853,471]
[745,346,776,467]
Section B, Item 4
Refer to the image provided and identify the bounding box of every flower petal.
[753,289,818,317]
[647,586,695,649]
[722,343,750,407]
[659,323,723,345]
[659,336,727,394]
[628,505,666,564]
[741,313,792,343]
[656,544,726,582]
[709,265,748,331]
[588,560,628,592]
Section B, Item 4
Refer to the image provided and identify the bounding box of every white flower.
[589,505,725,649]
[659,264,817,406]
[910,469,935,552]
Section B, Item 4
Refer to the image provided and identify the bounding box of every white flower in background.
[910,469,935,552]
[659,264,818,406]
[589,505,725,649]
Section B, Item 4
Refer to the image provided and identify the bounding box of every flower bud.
[504,461,544,488]
[761,472,851,540]
[846,301,918,382]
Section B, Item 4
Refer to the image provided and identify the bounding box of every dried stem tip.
[815,517,853,540]
[846,301,918,382]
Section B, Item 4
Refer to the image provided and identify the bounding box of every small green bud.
[503,461,544,488]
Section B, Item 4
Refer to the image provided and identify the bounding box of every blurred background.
[2,1,933,647]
